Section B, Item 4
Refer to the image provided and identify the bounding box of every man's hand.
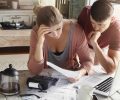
[89,31,101,47]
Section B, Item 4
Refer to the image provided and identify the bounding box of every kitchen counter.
[0,68,120,100]
[0,29,31,47]
[0,69,77,100]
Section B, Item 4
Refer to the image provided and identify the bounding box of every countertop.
[0,29,31,47]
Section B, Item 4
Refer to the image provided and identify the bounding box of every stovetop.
[0,21,32,30]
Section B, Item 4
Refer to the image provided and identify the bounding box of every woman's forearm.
[34,37,45,62]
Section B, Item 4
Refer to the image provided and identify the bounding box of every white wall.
[112,3,120,19]
[85,0,96,6]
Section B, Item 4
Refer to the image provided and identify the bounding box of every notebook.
[93,61,120,97]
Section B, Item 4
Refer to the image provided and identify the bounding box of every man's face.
[90,15,112,33]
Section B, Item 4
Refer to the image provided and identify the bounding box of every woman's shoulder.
[70,21,86,41]
[63,19,77,24]
[30,25,39,37]
[63,19,78,29]
[63,19,84,32]
[69,19,84,33]
[32,25,39,33]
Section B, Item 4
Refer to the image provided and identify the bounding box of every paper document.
[47,61,80,78]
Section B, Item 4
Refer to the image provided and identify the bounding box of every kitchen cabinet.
[2,15,30,26]
[0,10,35,26]
[0,29,31,47]
[0,10,34,48]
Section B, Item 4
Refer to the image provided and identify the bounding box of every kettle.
[0,64,20,95]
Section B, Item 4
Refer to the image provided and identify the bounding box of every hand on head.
[37,25,51,37]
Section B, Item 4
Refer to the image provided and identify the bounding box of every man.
[78,0,120,74]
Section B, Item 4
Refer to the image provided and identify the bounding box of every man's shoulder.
[112,17,120,24]
[109,17,120,30]
[82,6,91,12]
[79,6,91,19]
[104,17,120,39]
[84,6,91,9]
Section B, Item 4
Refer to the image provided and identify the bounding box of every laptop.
[93,61,120,97]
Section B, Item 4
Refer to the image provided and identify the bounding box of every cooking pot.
[0,64,20,95]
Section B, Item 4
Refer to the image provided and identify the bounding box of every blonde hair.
[36,6,63,27]
[33,5,42,15]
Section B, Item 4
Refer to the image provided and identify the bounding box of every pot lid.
[1,64,19,76]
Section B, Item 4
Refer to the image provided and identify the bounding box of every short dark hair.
[37,6,63,27]
[91,0,114,22]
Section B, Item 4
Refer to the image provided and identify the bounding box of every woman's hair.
[36,6,63,27]
[91,0,114,22]
[33,5,41,15]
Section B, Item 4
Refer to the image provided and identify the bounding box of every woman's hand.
[38,25,51,36]
[37,25,51,43]
[67,76,80,83]
[67,68,87,83]
[67,73,82,83]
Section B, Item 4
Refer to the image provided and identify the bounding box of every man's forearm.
[93,43,115,73]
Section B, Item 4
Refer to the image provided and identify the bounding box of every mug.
[76,85,94,100]
[12,1,18,9]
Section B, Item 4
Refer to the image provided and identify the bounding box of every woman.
[28,6,93,82]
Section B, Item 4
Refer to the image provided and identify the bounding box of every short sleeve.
[77,7,87,28]
[109,20,120,51]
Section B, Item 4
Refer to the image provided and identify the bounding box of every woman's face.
[90,15,111,33]
[47,21,63,39]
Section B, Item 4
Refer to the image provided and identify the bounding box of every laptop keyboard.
[95,77,113,92]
